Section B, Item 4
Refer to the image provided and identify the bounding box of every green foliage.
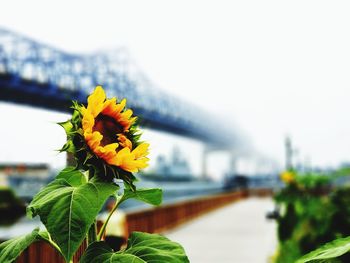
[275,239,302,263]
[297,236,350,262]
[27,168,119,262]
[56,166,88,186]
[80,232,189,263]
[57,120,73,134]
[121,188,163,206]
[0,228,51,263]
[333,167,350,178]
[275,171,350,262]
[0,166,182,263]
[296,173,331,189]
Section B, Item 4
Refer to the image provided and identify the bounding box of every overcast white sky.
[1,0,350,176]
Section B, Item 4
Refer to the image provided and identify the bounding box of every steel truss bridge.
[0,28,242,148]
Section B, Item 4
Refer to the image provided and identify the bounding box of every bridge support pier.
[229,152,238,176]
[201,146,209,179]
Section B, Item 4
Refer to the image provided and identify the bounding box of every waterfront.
[166,198,277,263]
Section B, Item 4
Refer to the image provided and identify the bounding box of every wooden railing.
[126,190,248,234]
[15,189,272,262]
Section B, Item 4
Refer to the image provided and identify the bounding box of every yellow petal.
[104,143,119,152]
[80,105,87,115]
[134,158,149,169]
[132,143,149,159]
[102,97,117,115]
[96,143,119,164]
[113,145,149,172]
[87,86,106,117]
[118,134,133,150]
[114,147,132,166]
[121,109,133,119]
[85,131,103,150]
[116,99,127,113]
[82,110,94,133]
[122,158,149,172]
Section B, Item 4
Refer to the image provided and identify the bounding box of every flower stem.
[86,169,97,245]
[97,197,122,241]
[88,220,97,244]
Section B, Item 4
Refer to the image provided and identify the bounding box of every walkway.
[165,197,277,263]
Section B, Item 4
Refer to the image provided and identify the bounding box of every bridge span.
[0,28,245,150]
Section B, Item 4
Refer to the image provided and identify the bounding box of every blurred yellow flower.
[280,171,295,184]
[81,86,149,173]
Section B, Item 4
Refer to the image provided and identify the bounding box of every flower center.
[93,114,124,146]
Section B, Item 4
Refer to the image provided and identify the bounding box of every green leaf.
[27,170,119,262]
[0,228,43,263]
[121,188,162,206]
[297,236,350,263]
[59,140,75,153]
[80,242,143,263]
[0,229,61,263]
[80,232,189,263]
[56,167,87,186]
[58,120,73,134]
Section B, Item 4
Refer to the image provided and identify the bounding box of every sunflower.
[280,170,295,184]
[60,86,149,183]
